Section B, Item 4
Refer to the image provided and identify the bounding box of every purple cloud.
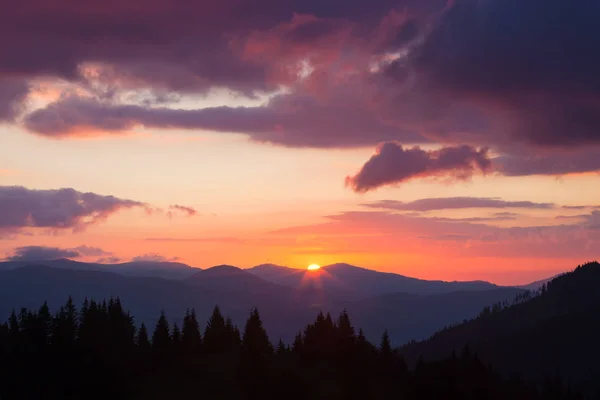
[493,151,600,177]
[4,245,115,262]
[364,197,554,212]
[2,0,600,184]
[346,142,492,193]
[0,78,29,122]
[72,245,113,257]
[5,246,80,262]
[0,186,147,233]
[131,253,180,263]
[413,0,600,148]
[22,94,425,147]
[167,204,197,218]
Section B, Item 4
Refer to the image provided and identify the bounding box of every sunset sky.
[1,0,599,285]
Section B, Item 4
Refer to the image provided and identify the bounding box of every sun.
[307,264,321,271]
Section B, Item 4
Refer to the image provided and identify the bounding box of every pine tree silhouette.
[152,311,171,351]
[182,308,202,354]
[137,322,150,349]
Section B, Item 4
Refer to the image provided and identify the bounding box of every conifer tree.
[172,322,181,348]
[204,306,227,354]
[292,332,303,354]
[182,309,202,353]
[276,339,287,356]
[137,322,150,349]
[225,316,241,350]
[152,311,171,351]
[380,330,393,360]
[241,308,272,363]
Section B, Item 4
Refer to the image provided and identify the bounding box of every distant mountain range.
[248,263,499,299]
[0,258,195,279]
[0,259,530,344]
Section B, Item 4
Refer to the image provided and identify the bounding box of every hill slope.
[401,261,600,394]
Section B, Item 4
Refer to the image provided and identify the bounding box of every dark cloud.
[365,197,553,212]
[131,253,179,263]
[3,0,600,182]
[494,151,600,176]
[346,142,492,193]
[413,0,600,148]
[0,186,147,233]
[167,205,197,218]
[23,94,425,147]
[0,0,442,96]
[4,245,114,262]
[0,78,29,122]
[6,246,81,262]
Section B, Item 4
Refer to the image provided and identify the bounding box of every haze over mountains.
[0,258,529,344]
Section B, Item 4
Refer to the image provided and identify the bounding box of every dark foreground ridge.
[0,293,591,399]
[403,261,600,397]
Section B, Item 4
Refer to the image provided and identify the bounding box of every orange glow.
[307,264,321,271]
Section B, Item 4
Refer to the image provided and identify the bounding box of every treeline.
[0,297,586,399]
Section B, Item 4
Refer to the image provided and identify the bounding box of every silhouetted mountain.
[0,264,523,345]
[248,263,499,299]
[401,261,600,395]
[186,265,289,295]
[0,258,197,279]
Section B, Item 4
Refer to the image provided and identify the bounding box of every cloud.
[0,186,147,235]
[5,246,80,262]
[412,0,600,148]
[364,197,554,212]
[346,142,492,193]
[562,205,600,210]
[4,245,115,262]
[494,151,600,176]
[22,94,426,147]
[131,253,180,263]
[167,204,197,218]
[0,78,29,122]
[72,245,113,257]
[3,0,600,183]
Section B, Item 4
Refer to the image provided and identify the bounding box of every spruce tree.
[380,330,393,361]
[137,322,150,349]
[241,308,272,361]
[152,311,171,351]
[204,306,227,354]
[182,309,202,353]
[172,322,181,348]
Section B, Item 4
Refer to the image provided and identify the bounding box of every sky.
[0,0,599,285]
